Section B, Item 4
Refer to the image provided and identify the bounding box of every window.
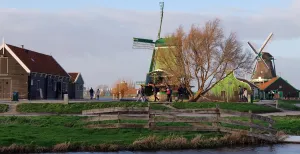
[31,79,33,86]
[0,57,8,74]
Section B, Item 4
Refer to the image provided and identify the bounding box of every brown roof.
[68,72,79,83]
[7,44,69,77]
[259,77,279,90]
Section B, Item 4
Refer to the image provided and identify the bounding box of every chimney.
[21,45,24,49]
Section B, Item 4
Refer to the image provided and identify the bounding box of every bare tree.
[156,19,253,102]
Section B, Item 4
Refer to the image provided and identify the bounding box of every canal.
[44,144,300,154]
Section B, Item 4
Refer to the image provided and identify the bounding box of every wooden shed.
[0,43,70,100]
[258,77,299,99]
[68,72,84,99]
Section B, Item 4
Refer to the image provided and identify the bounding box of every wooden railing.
[82,105,278,142]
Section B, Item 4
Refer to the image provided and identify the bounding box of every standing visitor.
[96,89,100,100]
[177,85,184,102]
[136,85,145,102]
[239,86,243,102]
[89,87,94,100]
[243,88,248,102]
[166,85,172,102]
[152,84,160,102]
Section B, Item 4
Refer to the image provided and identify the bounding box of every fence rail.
[83,104,278,142]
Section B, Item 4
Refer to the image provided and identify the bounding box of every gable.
[265,77,299,92]
[76,74,84,84]
[206,72,252,99]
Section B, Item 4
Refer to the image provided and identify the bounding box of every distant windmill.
[248,33,277,82]
[132,2,165,84]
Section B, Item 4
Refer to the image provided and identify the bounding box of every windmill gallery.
[132,2,299,101]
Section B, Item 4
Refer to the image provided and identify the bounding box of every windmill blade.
[258,33,273,53]
[133,38,155,50]
[260,58,270,69]
[247,42,259,54]
[252,61,257,77]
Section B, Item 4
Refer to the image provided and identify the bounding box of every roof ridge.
[6,44,52,57]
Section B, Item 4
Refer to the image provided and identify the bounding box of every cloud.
[0,2,300,88]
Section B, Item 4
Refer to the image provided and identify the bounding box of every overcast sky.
[1,0,300,89]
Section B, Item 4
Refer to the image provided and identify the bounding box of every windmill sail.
[132,38,155,49]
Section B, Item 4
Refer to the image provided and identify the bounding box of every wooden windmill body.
[132,2,169,85]
[248,33,277,86]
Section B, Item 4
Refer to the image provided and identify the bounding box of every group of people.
[89,88,101,100]
[136,84,187,102]
[238,86,248,102]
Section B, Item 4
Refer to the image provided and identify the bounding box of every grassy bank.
[0,104,9,113]
[277,100,300,111]
[16,102,149,114]
[16,102,279,114]
[172,102,280,113]
[0,115,270,153]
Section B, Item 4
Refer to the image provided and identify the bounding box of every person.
[152,84,160,102]
[239,86,243,102]
[166,85,172,102]
[96,89,100,100]
[243,88,248,102]
[89,87,94,100]
[136,85,145,102]
[177,85,184,102]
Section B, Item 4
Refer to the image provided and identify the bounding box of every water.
[42,144,300,154]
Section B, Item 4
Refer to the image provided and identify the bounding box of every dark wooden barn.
[0,43,70,100]
[68,72,84,99]
[258,77,299,99]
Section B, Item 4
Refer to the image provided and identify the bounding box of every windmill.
[132,2,165,85]
[248,33,277,83]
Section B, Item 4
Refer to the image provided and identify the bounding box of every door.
[0,79,12,99]
[278,91,283,99]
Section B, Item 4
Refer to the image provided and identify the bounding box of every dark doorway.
[56,82,62,99]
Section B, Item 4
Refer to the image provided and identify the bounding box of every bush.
[0,104,9,113]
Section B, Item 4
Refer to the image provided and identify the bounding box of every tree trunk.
[188,90,203,102]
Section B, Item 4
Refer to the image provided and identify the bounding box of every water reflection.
[44,144,300,154]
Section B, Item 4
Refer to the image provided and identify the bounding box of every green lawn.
[17,102,149,114]
[0,104,9,113]
[172,102,280,113]
[278,101,300,111]
[0,116,220,147]
[16,102,280,114]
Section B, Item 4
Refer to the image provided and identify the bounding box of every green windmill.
[133,2,168,85]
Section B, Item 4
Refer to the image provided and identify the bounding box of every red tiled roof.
[7,44,69,77]
[68,72,79,83]
[259,77,279,90]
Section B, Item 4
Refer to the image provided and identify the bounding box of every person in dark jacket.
[89,88,94,100]
[152,84,160,102]
[166,85,172,102]
[177,85,184,102]
[136,85,145,102]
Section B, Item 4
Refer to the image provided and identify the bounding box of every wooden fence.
[82,104,277,142]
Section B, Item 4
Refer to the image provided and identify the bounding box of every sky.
[1,0,300,89]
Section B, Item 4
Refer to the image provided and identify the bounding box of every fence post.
[148,101,151,129]
[249,110,255,143]
[213,104,220,129]
[117,111,120,124]
[249,110,253,132]
[268,115,273,136]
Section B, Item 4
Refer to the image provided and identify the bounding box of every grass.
[16,102,149,114]
[16,102,280,114]
[0,116,220,147]
[172,102,280,113]
[278,101,300,111]
[279,100,300,104]
[0,104,9,113]
[226,116,300,135]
